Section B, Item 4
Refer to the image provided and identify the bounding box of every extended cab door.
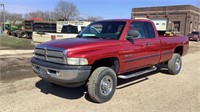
[120,21,161,73]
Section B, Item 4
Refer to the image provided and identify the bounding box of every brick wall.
[132,5,200,35]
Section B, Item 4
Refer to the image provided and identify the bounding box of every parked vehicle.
[13,20,56,39]
[5,23,19,36]
[56,20,91,33]
[188,31,200,42]
[32,24,86,43]
[31,19,189,103]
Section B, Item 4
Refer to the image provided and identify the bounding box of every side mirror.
[126,30,139,40]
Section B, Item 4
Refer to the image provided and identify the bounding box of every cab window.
[127,22,147,39]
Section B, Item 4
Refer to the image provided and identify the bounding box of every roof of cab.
[95,19,152,22]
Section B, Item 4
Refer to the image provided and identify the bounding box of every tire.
[21,33,27,38]
[167,53,182,75]
[87,67,117,103]
[16,32,22,38]
[7,31,11,35]
[20,32,28,38]
[17,33,21,38]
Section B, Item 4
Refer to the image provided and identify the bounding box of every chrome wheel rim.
[100,76,113,96]
[175,58,181,71]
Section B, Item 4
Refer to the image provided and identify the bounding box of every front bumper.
[31,58,91,87]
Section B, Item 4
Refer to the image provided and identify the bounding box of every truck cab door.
[120,22,160,73]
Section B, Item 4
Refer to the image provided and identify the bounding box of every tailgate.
[52,34,78,40]
[32,32,78,43]
[32,32,53,43]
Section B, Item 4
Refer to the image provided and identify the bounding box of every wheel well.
[91,57,119,73]
[174,46,183,56]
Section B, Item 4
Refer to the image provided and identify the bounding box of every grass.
[0,35,35,50]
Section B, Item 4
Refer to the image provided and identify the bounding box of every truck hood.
[40,38,121,53]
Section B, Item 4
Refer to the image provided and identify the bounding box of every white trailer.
[150,19,168,31]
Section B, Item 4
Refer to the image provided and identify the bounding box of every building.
[131,5,200,35]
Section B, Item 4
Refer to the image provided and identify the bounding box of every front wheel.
[167,53,182,75]
[87,67,117,103]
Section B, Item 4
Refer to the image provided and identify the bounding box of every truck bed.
[159,35,189,63]
[32,32,78,43]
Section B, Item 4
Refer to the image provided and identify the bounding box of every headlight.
[67,58,88,65]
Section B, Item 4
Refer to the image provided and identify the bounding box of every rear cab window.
[61,25,78,34]
[143,22,156,38]
[126,21,156,39]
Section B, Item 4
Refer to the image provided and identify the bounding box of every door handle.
[145,42,150,46]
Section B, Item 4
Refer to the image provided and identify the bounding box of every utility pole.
[0,3,5,31]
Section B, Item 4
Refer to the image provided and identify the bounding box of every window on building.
[173,21,180,31]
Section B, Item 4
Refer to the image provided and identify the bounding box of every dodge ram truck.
[31,19,189,103]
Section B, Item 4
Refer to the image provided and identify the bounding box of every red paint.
[41,19,189,74]
[28,18,43,21]
[51,35,56,40]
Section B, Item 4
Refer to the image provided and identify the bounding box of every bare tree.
[24,10,52,20]
[87,16,104,21]
[54,0,79,20]
[0,11,23,25]
[0,11,23,24]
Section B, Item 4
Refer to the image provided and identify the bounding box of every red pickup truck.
[31,19,189,103]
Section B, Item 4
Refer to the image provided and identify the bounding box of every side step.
[118,66,157,79]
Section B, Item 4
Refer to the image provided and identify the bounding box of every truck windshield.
[77,21,126,40]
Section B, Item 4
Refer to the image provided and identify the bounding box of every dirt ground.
[0,41,200,112]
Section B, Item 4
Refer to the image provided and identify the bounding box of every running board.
[118,66,157,79]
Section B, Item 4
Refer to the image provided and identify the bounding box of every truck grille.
[34,46,66,64]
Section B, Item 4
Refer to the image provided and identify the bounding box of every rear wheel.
[87,67,117,103]
[167,53,182,75]
[20,32,28,38]
[7,31,11,35]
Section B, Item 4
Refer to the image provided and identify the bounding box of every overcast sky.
[0,0,199,19]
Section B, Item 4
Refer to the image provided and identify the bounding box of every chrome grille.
[34,46,66,64]
[35,54,46,60]
[46,50,64,57]
[35,49,45,55]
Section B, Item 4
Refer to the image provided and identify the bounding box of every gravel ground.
[0,41,200,112]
